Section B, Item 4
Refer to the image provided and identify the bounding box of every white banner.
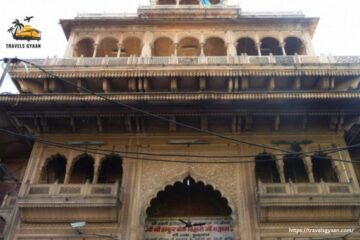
[145,217,234,240]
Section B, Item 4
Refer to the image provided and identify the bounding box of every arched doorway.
[178,37,201,56]
[153,37,174,56]
[144,176,234,239]
[40,154,67,183]
[284,37,306,55]
[236,37,257,56]
[204,37,226,56]
[260,37,282,56]
[96,37,118,57]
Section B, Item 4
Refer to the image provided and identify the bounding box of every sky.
[0,0,359,93]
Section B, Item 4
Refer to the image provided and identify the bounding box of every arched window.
[96,37,118,57]
[41,154,67,183]
[284,154,309,182]
[284,37,306,55]
[236,38,257,56]
[312,153,338,182]
[122,37,142,57]
[153,37,174,56]
[74,38,94,57]
[260,37,282,56]
[204,37,226,56]
[69,154,94,183]
[255,153,280,183]
[178,37,200,56]
[98,154,123,184]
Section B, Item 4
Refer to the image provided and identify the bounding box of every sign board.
[145,217,234,240]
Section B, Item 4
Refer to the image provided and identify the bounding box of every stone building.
[1,0,360,239]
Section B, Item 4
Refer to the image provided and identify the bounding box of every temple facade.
[1,0,360,239]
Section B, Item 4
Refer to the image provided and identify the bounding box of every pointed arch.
[40,154,67,184]
[284,154,309,182]
[69,153,94,183]
[146,176,232,218]
[255,152,280,183]
[312,153,338,182]
[98,154,123,184]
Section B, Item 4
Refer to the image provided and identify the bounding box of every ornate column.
[92,43,99,58]
[200,42,205,56]
[226,42,237,57]
[174,42,178,56]
[117,42,123,58]
[256,41,261,56]
[280,42,286,56]
[93,155,102,184]
[275,156,286,183]
[304,156,315,183]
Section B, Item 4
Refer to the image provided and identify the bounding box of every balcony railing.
[258,180,358,197]
[23,55,360,68]
[17,181,121,222]
[21,181,119,198]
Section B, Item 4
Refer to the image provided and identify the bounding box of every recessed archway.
[204,37,226,56]
[284,154,309,182]
[40,154,67,184]
[178,37,200,56]
[74,38,94,57]
[236,37,257,56]
[98,154,123,184]
[260,37,282,56]
[145,176,234,239]
[122,37,142,57]
[255,153,280,183]
[153,37,174,56]
[69,154,94,183]
[312,153,338,182]
[96,37,118,57]
[284,37,306,55]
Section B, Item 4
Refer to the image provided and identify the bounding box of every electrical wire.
[10,57,298,155]
[4,57,360,163]
[1,127,360,165]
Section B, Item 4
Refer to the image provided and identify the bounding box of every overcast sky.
[1,0,360,93]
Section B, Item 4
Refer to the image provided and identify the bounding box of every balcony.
[257,180,360,222]
[17,181,121,223]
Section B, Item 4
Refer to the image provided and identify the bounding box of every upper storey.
[60,1,318,58]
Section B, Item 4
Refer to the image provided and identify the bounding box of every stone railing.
[21,181,119,197]
[23,55,360,68]
[258,180,358,197]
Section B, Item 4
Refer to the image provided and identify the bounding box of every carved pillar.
[200,42,205,56]
[275,156,285,183]
[304,156,315,183]
[92,43,99,58]
[280,42,286,56]
[93,156,102,184]
[174,43,178,56]
[256,42,261,56]
[117,43,123,58]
